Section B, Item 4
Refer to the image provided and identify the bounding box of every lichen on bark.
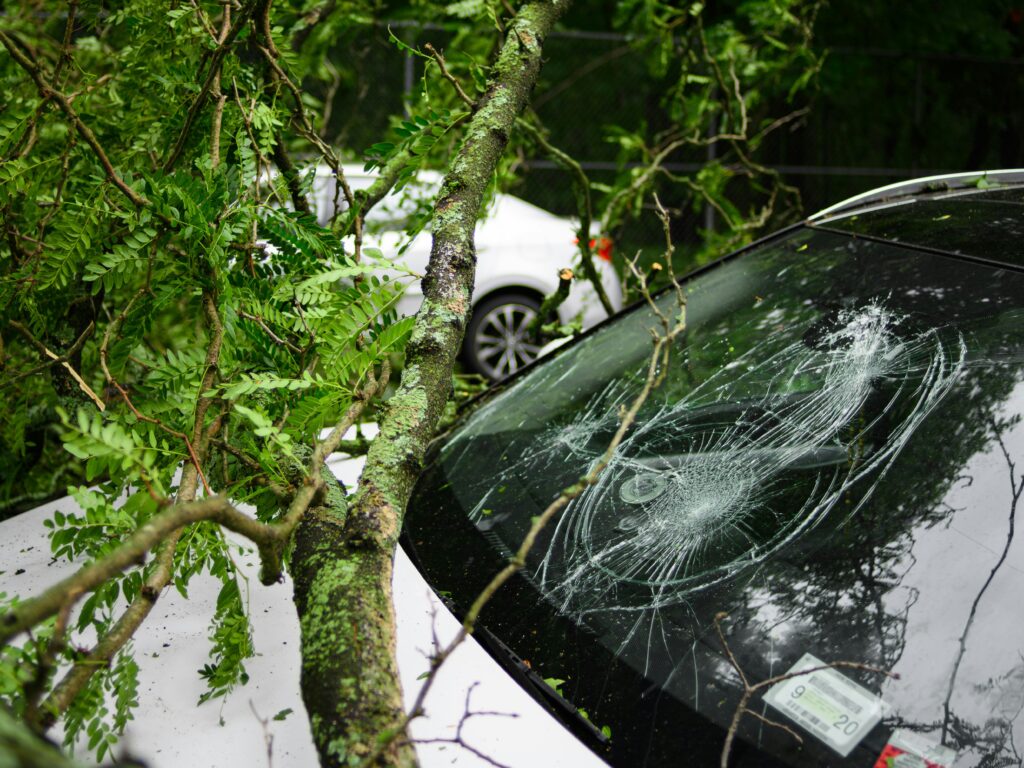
[289,2,572,766]
[292,497,410,768]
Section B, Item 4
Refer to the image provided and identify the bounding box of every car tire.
[462,292,545,380]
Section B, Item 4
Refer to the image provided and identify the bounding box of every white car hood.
[0,441,606,768]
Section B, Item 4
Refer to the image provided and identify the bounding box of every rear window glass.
[815,185,1024,267]
[406,228,1024,768]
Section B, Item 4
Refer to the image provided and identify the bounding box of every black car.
[404,171,1024,768]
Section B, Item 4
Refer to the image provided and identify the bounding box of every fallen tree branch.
[291,3,574,766]
[0,362,387,647]
[516,114,615,316]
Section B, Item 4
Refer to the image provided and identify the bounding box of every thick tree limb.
[348,0,570,545]
[290,3,572,767]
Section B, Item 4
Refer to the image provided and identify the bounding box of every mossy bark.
[292,494,411,768]
[291,2,572,766]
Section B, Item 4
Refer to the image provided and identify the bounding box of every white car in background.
[310,165,623,380]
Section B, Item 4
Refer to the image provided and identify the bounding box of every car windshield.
[406,226,1024,767]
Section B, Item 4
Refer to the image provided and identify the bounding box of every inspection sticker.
[764,653,885,757]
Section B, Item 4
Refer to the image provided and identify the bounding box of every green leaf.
[543,677,565,696]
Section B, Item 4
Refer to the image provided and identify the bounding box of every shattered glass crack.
[467,304,966,623]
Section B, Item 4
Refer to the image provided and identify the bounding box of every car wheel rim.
[474,302,542,379]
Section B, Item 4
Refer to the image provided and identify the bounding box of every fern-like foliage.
[0,0,484,758]
[41,209,102,289]
[62,647,140,762]
[197,578,253,704]
[364,108,464,189]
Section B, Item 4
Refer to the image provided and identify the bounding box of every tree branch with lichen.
[288,3,575,766]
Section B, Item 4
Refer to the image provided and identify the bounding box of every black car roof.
[808,176,1024,271]
[808,169,1024,220]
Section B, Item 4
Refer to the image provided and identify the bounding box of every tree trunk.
[291,2,572,766]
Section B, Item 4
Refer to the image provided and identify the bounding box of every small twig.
[163,1,254,173]
[405,683,516,768]
[425,43,474,109]
[516,114,615,316]
[43,344,105,410]
[599,136,687,235]
[254,19,356,223]
[292,300,316,348]
[239,311,302,353]
[714,612,896,768]
[211,438,292,498]
[248,701,275,768]
[745,709,804,745]
[0,29,149,208]
[98,287,222,496]
[187,0,220,42]
[653,193,686,311]
[52,0,79,82]
[333,145,413,236]
[270,136,312,217]
[528,267,572,339]
[1,320,96,393]
[65,73,113,105]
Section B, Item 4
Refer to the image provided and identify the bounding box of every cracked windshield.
[407,227,1024,768]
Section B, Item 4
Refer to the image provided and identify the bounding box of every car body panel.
[808,168,1024,220]
[811,184,1024,269]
